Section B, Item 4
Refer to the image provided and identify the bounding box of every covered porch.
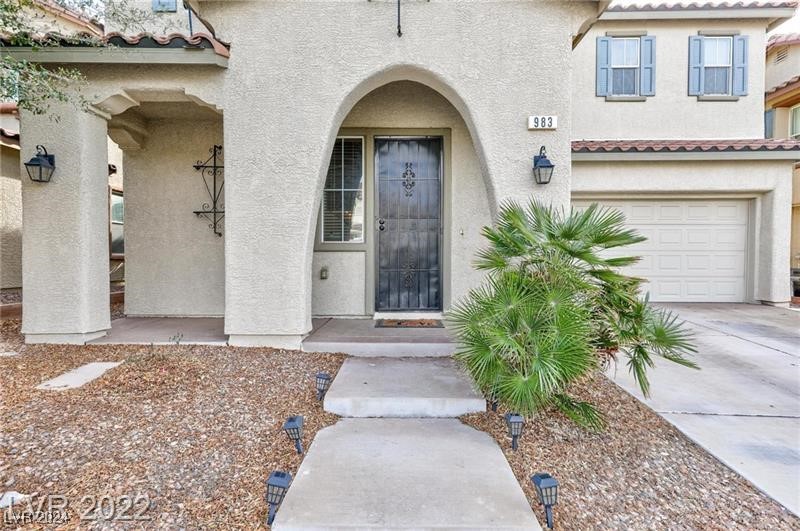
[87,315,455,355]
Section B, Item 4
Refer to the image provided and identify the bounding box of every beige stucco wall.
[573,19,768,139]
[792,166,800,268]
[124,119,224,316]
[766,43,800,91]
[197,0,594,346]
[573,159,793,303]
[1,145,22,289]
[311,81,493,316]
[312,252,366,316]
[20,103,110,343]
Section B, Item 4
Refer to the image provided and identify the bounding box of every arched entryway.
[310,80,492,318]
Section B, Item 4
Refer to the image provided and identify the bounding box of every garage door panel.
[572,199,748,303]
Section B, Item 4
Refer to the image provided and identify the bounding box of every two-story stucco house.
[764,31,800,302]
[3,0,799,346]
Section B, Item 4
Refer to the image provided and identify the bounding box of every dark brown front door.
[375,137,443,311]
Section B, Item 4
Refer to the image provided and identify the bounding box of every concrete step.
[324,357,486,418]
[272,418,541,530]
[302,318,455,357]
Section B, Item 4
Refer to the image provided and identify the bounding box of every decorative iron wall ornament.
[401,162,416,197]
[192,145,224,237]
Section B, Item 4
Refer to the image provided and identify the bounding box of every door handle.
[378,218,386,231]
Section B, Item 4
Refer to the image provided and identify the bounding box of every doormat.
[375,319,444,328]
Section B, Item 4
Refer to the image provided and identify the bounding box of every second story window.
[689,35,748,98]
[596,35,656,99]
[611,38,640,96]
[702,37,732,95]
[152,0,177,13]
[791,105,800,139]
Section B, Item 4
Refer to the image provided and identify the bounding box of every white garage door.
[572,199,748,302]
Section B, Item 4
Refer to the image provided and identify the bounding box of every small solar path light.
[531,472,559,529]
[316,372,332,400]
[505,413,525,451]
[265,470,292,525]
[283,415,304,454]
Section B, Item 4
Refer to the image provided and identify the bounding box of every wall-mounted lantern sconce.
[24,145,56,183]
[532,146,554,185]
[320,266,329,280]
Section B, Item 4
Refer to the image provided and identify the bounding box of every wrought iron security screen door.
[375,137,443,311]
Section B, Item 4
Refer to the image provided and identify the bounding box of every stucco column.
[756,180,792,305]
[20,103,110,343]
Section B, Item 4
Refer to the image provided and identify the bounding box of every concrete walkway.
[606,303,800,515]
[274,357,540,530]
[272,419,540,531]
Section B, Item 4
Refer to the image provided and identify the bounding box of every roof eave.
[572,150,800,161]
[600,7,798,22]
[1,47,228,67]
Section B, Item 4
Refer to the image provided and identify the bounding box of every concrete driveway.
[606,303,800,515]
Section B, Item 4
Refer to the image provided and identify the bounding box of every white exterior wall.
[124,120,224,316]
[1,145,22,289]
[311,81,493,316]
[573,159,793,303]
[201,0,595,346]
[573,19,768,139]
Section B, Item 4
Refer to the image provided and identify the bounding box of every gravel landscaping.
[0,318,344,528]
[3,314,797,530]
[462,374,800,530]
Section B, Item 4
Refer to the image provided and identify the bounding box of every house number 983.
[527,115,557,130]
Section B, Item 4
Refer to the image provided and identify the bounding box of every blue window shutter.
[764,109,775,138]
[596,37,612,97]
[732,35,749,96]
[640,36,656,97]
[688,36,704,96]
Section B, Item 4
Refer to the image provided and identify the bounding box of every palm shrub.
[449,200,697,430]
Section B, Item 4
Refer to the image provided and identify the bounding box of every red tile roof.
[0,103,19,115]
[766,74,800,95]
[1,32,230,58]
[572,139,800,153]
[606,1,798,12]
[0,127,20,149]
[104,32,230,58]
[767,33,800,52]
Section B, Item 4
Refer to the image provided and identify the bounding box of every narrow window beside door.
[322,137,365,243]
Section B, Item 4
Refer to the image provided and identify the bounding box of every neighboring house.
[764,32,800,302]
[573,1,800,305]
[2,0,798,345]
[0,2,122,291]
[1,106,22,290]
